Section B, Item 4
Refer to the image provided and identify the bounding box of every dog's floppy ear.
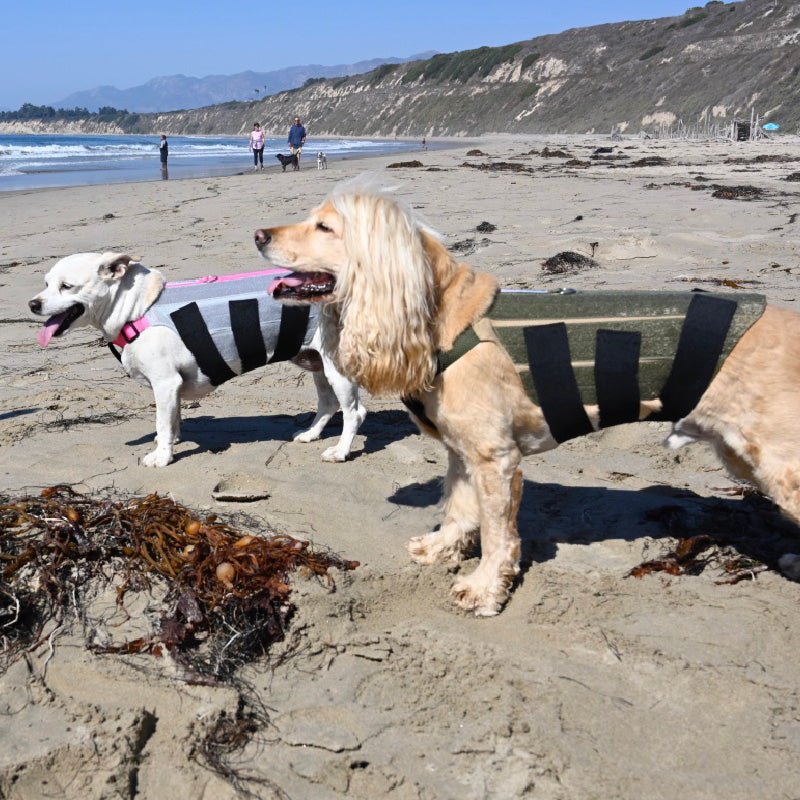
[422,231,498,352]
[97,253,134,282]
[333,192,439,396]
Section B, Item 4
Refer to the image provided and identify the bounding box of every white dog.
[28,252,366,467]
[317,152,327,170]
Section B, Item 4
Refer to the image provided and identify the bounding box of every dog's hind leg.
[319,361,367,462]
[296,370,366,462]
[449,449,523,616]
[294,369,338,443]
[408,448,480,565]
[171,402,182,444]
[293,332,366,461]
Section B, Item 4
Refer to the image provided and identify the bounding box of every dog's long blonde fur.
[329,191,439,396]
[261,186,800,616]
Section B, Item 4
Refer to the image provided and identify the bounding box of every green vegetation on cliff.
[0,103,140,126]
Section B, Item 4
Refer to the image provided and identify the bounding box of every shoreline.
[0,133,462,194]
[2,133,800,800]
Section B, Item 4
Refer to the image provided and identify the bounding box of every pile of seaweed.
[541,250,598,274]
[460,160,534,173]
[0,485,358,683]
[710,184,764,200]
[628,493,800,584]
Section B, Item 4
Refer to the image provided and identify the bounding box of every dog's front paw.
[450,570,512,617]
[407,531,465,565]
[293,429,321,444]
[141,448,173,468]
[320,446,347,462]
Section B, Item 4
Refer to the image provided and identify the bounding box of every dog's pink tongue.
[268,275,305,295]
[37,314,66,347]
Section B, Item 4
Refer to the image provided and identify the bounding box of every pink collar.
[112,317,151,348]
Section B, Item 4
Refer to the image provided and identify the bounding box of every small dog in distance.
[276,153,299,172]
[317,152,327,170]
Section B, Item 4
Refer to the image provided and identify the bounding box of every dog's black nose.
[28,298,41,313]
[254,229,271,249]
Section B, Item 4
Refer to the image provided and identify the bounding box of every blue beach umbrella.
[763,122,781,131]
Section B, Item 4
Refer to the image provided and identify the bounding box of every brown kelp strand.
[627,497,797,584]
[0,485,358,682]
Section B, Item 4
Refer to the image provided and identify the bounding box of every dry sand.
[2,134,800,799]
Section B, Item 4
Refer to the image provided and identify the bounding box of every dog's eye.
[316,221,332,233]
[60,283,73,291]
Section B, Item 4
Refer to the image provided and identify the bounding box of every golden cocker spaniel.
[255,183,800,616]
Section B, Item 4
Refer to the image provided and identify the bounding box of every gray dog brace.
[113,272,320,385]
[410,289,766,443]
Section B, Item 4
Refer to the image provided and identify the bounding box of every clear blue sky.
[2,0,696,109]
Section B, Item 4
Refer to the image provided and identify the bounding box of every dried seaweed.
[725,154,799,165]
[0,485,358,682]
[449,237,492,256]
[189,696,288,800]
[710,184,763,200]
[628,497,798,584]
[460,161,534,173]
[541,251,598,274]
[541,147,572,158]
[627,156,669,167]
[629,533,716,578]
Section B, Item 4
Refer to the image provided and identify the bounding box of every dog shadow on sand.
[124,407,800,577]
[124,408,418,460]
[389,476,800,581]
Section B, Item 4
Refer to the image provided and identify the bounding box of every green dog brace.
[432,289,766,443]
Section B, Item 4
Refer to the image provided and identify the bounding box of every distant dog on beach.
[256,183,800,616]
[276,153,299,172]
[28,252,366,467]
[317,152,327,170]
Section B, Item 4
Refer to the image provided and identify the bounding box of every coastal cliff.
[4,1,799,137]
[0,119,127,135]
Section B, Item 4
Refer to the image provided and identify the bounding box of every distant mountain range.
[131,0,800,138]
[9,1,800,138]
[49,54,437,113]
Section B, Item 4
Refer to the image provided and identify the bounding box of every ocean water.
[0,134,428,192]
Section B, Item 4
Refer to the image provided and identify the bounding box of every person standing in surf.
[159,134,168,176]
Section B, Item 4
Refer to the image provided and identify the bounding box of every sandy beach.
[2,134,800,799]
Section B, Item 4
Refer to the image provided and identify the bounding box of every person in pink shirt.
[249,123,265,171]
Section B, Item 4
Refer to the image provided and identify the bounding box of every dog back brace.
[428,290,766,443]
[110,272,317,385]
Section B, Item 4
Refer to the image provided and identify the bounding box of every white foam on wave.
[0,143,156,159]
[0,133,422,191]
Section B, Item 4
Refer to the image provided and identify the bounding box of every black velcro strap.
[524,323,593,443]
[107,342,122,362]
[229,299,267,373]
[657,293,737,421]
[268,304,311,363]
[171,302,236,386]
[595,329,641,428]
